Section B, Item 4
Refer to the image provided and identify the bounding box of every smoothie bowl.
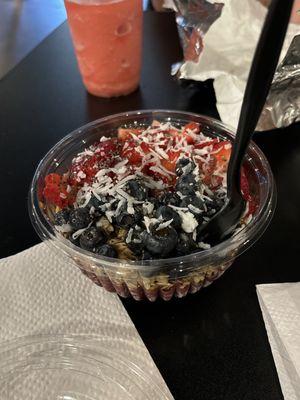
[29,110,276,301]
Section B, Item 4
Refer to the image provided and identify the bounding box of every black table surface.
[1,11,299,400]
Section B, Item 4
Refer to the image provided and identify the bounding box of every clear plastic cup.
[29,110,276,301]
[0,335,172,399]
[64,0,143,97]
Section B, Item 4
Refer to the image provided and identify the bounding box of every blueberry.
[69,234,80,247]
[54,209,70,226]
[175,158,196,176]
[159,192,180,207]
[196,220,211,242]
[79,226,106,250]
[142,225,178,257]
[207,198,223,212]
[202,197,223,218]
[176,233,197,255]
[134,205,144,221]
[69,208,91,230]
[141,250,153,260]
[87,195,104,216]
[155,206,181,230]
[115,203,142,228]
[115,212,136,227]
[175,173,197,196]
[195,214,204,226]
[180,195,204,212]
[126,226,145,254]
[147,197,160,210]
[95,244,117,258]
[126,180,148,201]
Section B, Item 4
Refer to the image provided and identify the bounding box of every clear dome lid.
[0,335,172,400]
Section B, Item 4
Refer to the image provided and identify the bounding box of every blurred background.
[0,0,152,80]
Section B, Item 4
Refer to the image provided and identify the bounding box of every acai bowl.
[29,110,276,301]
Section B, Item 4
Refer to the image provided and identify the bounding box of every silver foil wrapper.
[173,0,300,130]
[257,35,300,130]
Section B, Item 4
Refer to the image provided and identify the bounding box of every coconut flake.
[77,171,86,179]
[192,229,197,241]
[126,228,134,244]
[112,175,136,192]
[204,187,214,197]
[194,148,209,156]
[159,164,176,176]
[143,201,154,215]
[95,169,107,178]
[169,205,188,211]
[188,204,203,214]
[114,159,128,169]
[139,175,166,190]
[176,191,185,200]
[154,145,169,160]
[55,223,73,233]
[71,222,92,240]
[115,198,126,216]
[105,210,115,223]
[149,165,169,177]
[198,242,211,250]
[156,219,173,231]
[177,211,199,233]
[143,216,160,233]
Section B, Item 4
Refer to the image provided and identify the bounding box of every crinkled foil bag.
[165,0,300,131]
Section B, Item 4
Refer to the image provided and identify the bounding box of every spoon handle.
[227,0,294,197]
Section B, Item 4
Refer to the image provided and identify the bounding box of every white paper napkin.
[178,0,300,130]
[0,243,173,399]
[257,283,300,400]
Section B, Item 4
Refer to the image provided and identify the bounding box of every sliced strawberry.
[201,157,217,186]
[122,140,150,166]
[182,122,200,144]
[247,197,257,215]
[67,191,77,207]
[184,122,200,132]
[240,168,257,216]
[45,173,61,186]
[212,174,226,189]
[167,122,200,144]
[69,156,98,185]
[57,188,69,208]
[97,138,119,156]
[118,128,142,141]
[141,162,155,176]
[121,141,142,165]
[240,168,250,199]
[140,142,150,154]
[69,138,120,185]
[141,162,170,185]
[194,139,219,150]
[43,183,60,204]
[212,141,231,172]
[166,128,180,137]
[161,150,180,173]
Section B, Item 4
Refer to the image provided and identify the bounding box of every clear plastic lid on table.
[0,334,173,400]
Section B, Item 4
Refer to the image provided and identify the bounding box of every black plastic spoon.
[197,0,294,244]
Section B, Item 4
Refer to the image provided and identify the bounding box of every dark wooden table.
[0,11,299,400]
[0,0,66,79]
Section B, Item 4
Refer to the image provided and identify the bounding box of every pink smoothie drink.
[64,0,143,97]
